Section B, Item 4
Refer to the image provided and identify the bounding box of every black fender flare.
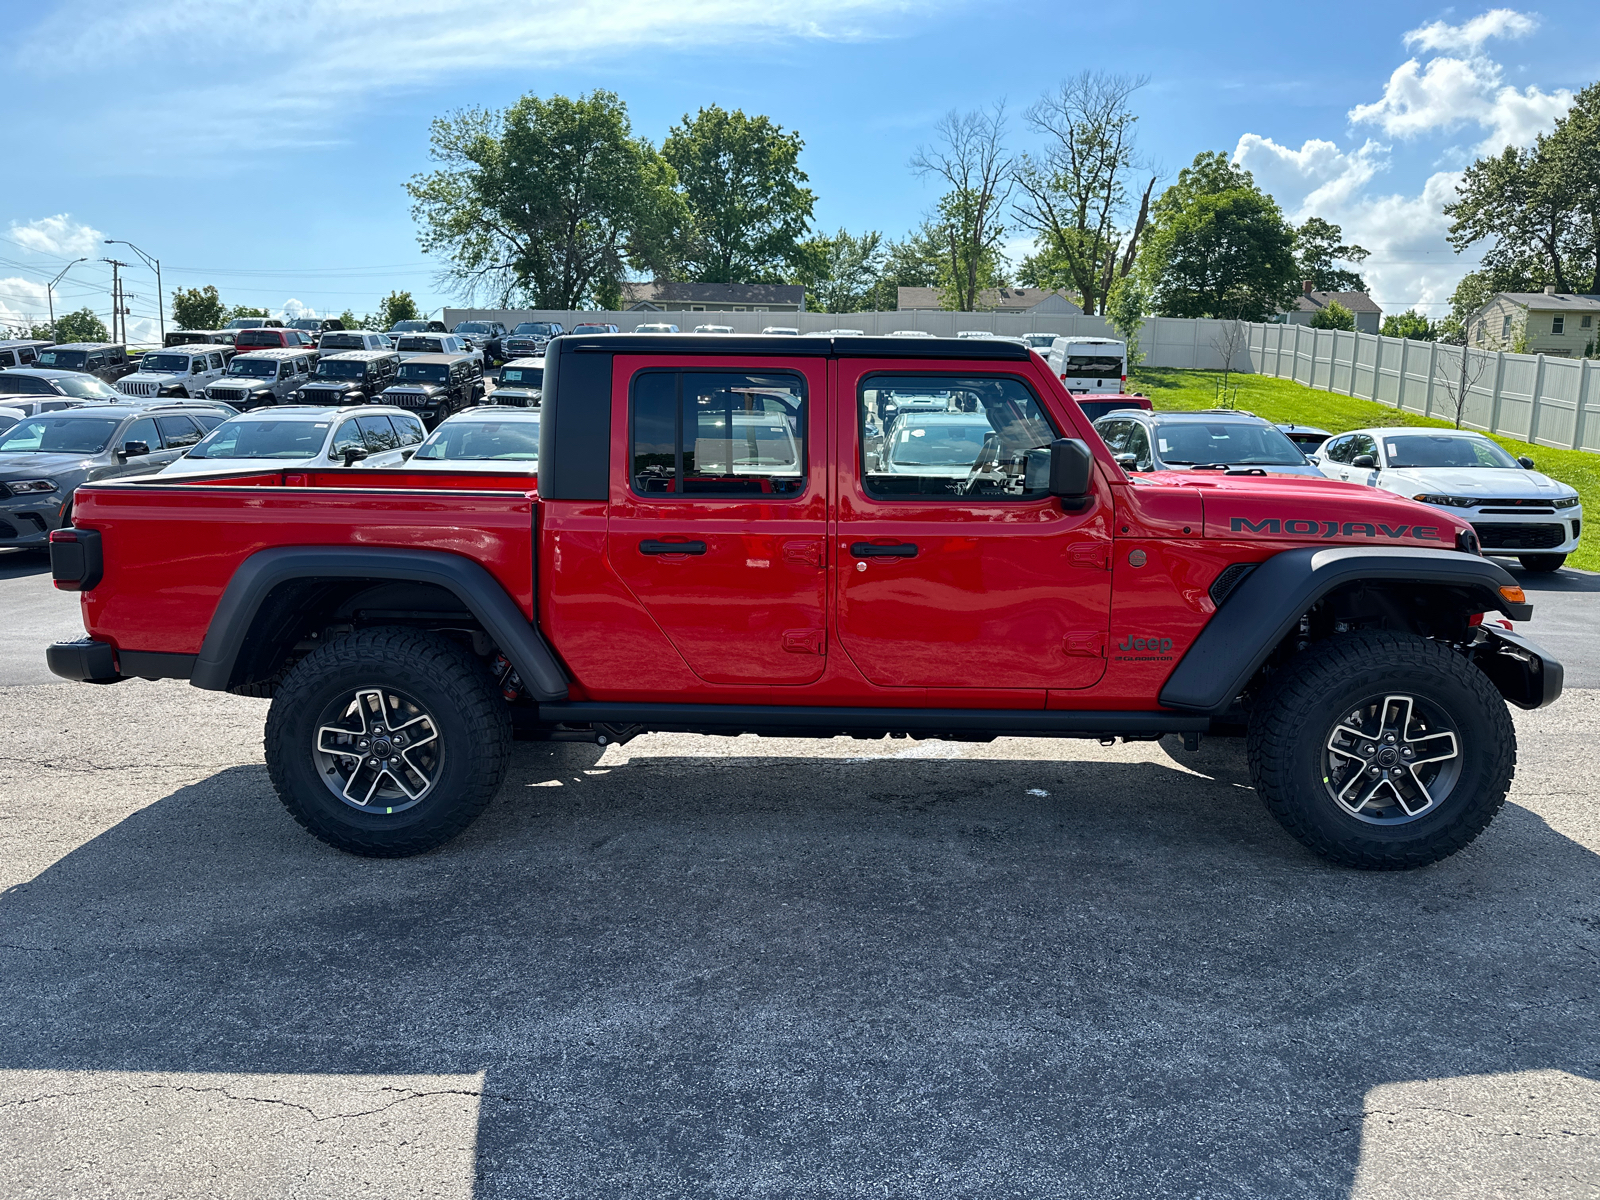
[190,546,569,700]
[1159,546,1534,715]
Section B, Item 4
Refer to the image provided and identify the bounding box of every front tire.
[264,627,511,857]
[1247,631,1515,869]
[1518,553,1566,573]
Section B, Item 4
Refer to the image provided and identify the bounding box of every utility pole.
[103,258,132,343]
[46,258,88,339]
[104,239,163,342]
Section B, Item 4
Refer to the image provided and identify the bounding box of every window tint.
[0,374,50,394]
[1323,435,1350,464]
[393,415,425,446]
[1124,423,1153,470]
[1095,419,1131,456]
[1349,434,1378,462]
[124,417,160,450]
[156,415,204,447]
[356,414,399,452]
[294,357,309,374]
[630,370,806,497]
[860,374,1058,499]
[330,421,364,457]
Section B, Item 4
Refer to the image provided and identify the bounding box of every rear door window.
[393,415,425,445]
[124,417,160,450]
[356,414,400,451]
[630,370,806,496]
[156,415,204,447]
[330,421,364,458]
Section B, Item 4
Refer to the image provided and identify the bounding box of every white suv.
[117,347,230,398]
[159,405,427,475]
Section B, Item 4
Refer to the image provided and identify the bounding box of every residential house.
[896,287,1082,314]
[1468,288,1600,357]
[1278,281,1382,334]
[620,282,806,313]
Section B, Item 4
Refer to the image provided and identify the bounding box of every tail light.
[49,527,103,591]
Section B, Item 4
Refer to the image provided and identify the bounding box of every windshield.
[189,419,329,460]
[227,359,280,378]
[395,363,447,383]
[453,323,490,335]
[224,319,266,329]
[289,320,322,331]
[0,416,121,454]
[320,335,365,350]
[512,323,553,335]
[572,325,608,334]
[1383,434,1520,469]
[315,360,367,380]
[415,418,539,462]
[887,419,990,466]
[35,349,89,369]
[498,366,543,387]
[53,375,121,399]
[1153,422,1307,466]
[140,353,195,374]
[391,321,429,332]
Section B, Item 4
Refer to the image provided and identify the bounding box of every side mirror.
[1517,455,1536,470]
[1113,452,1139,470]
[1047,438,1095,509]
[400,448,416,461]
[1306,454,1322,465]
[339,446,369,466]
[1351,454,1377,468]
[121,440,150,458]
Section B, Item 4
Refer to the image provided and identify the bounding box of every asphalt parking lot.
[1,550,1596,1198]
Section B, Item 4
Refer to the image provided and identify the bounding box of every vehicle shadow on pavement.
[0,548,50,580]
[1,741,1596,1198]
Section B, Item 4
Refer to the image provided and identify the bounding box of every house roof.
[1290,290,1382,315]
[897,287,1083,314]
[1493,292,1600,312]
[619,282,806,307]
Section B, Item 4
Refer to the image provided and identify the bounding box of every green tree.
[1308,299,1355,331]
[1542,80,1600,293]
[337,308,361,329]
[802,229,885,313]
[1103,274,1148,366]
[171,285,228,330]
[229,305,269,321]
[407,90,685,309]
[1380,309,1436,340]
[1447,144,1574,293]
[1294,217,1369,292]
[862,223,944,311]
[912,104,1015,311]
[1137,151,1299,321]
[377,291,420,328]
[1012,72,1155,315]
[54,308,109,343]
[663,105,815,284]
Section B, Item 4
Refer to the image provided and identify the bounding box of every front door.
[834,362,1114,690]
[607,358,829,686]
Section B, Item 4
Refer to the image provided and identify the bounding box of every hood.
[1377,466,1572,499]
[0,453,98,476]
[212,378,275,391]
[119,371,187,386]
[386,383,443,395]
[301,380,361,393]
[1168,461,1325,479]
[1135,473,1476,550]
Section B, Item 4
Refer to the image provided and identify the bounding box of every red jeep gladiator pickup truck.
[46,335,1562,869]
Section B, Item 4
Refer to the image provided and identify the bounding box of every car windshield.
[498,366,543,387]
[0,416,121,454]
[224,319,266,329]
[316,360,367,380]
[1383,434,1520,469]
[415,418,540,462]
[53,375,121,399]
[512,323,553,335]
[453,324,490,335]
[188,419,329,460]
[35,349,89,369]
[396,363,447,383]
[289,320,322,331]
[228,359,279,378]
[1153,422,1307,466]
[141,353,194,374]
[391,321,430,332]
[887,419,990,466]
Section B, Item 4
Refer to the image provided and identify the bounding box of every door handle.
[640,539,706,555]
[849,542,917,558]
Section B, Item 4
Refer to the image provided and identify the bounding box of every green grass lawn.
[1130,367,1599,572]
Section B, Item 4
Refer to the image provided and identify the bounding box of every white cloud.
[280,299,318,321]
[14,0,927,150]
[8,214,105,259]
[0,276,53,332]
[1349,8,1570,155]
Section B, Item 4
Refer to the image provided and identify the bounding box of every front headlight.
[1413,493,1478,507]
[1554,495,1581,509]
[7,479,57,494]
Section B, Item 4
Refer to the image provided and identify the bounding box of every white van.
[1045,336,1127,393]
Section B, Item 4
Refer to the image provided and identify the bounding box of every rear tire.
[264,627,511,857]
[1518,553,1566,573]
[1246,631,1514,869]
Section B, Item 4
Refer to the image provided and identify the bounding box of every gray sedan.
[0,403,228,549]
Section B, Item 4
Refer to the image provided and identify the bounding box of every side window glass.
[859,374,1058,500]
[295,357,309,374]
[356,415,400,452]
[1351,435,1377,462]
[156,415,203,447]
[192,358,206,374]
[395,416,425,446]
[1324,436,1349,464]
[330,421,364,457]
[630,370,806,497]
[124,417,160,450]
[1096,420,1129,456]
[88,355,105,370]
[1124,424,1153,471]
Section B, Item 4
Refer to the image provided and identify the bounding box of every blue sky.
[4,1,1595,339]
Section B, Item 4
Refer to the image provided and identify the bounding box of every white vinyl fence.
[445,306,1600,453]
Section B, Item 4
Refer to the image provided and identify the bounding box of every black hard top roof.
[553,334,1032,361]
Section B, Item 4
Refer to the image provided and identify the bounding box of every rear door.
[606,356,829,685]
[833,360,1114,691]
